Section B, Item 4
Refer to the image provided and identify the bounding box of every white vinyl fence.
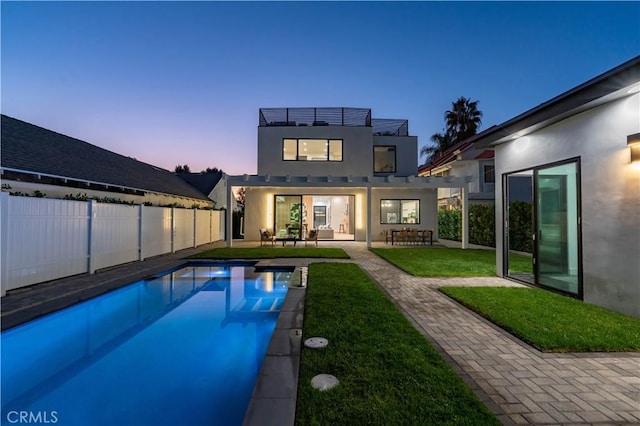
[0,193,224,295]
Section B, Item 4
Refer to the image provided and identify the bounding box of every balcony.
[259,107,371,127]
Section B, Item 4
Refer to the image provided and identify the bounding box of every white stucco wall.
[371,188,438,240]
[372,135,418,176]
[258,126,374,176]
[494,93,640,317]
[242,185,436,242]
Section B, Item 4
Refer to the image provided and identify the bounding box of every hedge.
[438,202,532,253]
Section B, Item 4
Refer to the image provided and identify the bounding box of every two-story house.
[417,130,497,210]
[225,107,473,246]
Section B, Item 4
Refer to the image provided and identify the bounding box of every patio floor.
[2,240,639,425]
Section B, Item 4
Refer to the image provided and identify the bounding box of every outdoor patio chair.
[397,229,409,245]
[305,229,318,247]
[259,228,275,246]
[409,228,419,245]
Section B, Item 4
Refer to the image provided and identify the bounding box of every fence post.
[193,209,197,248]
[139,204,144,261]
[171,207,176,253]
[88,200,97,274]
[1,192,10,296]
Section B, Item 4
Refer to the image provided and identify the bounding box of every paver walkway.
[340,244,640,425]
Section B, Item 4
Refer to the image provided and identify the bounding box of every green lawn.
[440,287,640,352]
[296,263,498,425]
[189,247,349,259]
[370,247,531,276]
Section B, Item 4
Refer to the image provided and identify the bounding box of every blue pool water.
[1,263,293,426]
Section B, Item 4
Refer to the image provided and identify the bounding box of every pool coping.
[242,266,307,426]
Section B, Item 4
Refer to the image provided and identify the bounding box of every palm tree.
[444,97,483,143]
[420,97,483,164]
[419,131,454,162]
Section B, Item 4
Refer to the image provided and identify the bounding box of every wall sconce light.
[628,133,640,162]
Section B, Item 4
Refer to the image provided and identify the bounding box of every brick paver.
[340,243,640,425]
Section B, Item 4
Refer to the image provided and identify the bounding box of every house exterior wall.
[243,186,368,241]
[371,188,438,240]
[372,135,418,176]
[258,126,374,176]
[242,186,435,242]
[494,94,640,317]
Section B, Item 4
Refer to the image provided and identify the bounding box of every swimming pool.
[1,262,297,426]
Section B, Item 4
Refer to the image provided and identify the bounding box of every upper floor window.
[483,165,495,183]
[380,199,420,224]
[374,146,396,173]
[283,139,343,161]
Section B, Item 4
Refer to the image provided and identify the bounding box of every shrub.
[468,204,495,247]
[438,203,529,251]
[508,201,532,253]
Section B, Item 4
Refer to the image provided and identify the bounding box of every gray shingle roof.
[176,172,223,196]
[1,115,210,201]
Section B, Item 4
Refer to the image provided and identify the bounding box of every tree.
[202,167,223,174]
[420,131,455,163]
[420,97,483,164]
[445,97,483,143]
[235,187,245,210]
[174,164,191,173]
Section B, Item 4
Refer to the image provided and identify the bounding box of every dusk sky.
[2,1,639,175]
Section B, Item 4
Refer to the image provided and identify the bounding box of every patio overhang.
[224,174,472,249]
[227,174,472,188]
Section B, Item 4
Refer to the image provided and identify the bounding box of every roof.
[418,125,497,174]
[0,115,210,201]
[474,55,640,147]
[176,172,223,195]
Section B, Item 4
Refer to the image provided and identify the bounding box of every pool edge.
[242,267,307,426]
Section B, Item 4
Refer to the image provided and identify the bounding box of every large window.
[282,139,343,161]
[380,199,420,224]
[373,146,396,173]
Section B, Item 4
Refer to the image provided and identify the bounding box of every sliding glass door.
[274,195,303,238]
[504,159,581,297]
[535,162,580,295]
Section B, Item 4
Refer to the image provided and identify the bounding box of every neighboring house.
[0,115,213,208]
[418,129,498,209]
[225,107,473,246]
[474,56,640,318]
[175,171,237,210]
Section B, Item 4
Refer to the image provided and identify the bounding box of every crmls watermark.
[5,411,58,424]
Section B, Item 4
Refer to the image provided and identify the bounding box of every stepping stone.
[304,337,328,349]
[311,374,339,391]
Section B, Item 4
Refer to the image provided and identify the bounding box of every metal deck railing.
[259,107,371,127]
[372,119,409,136]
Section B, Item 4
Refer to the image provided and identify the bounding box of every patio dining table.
[390,229,433,246]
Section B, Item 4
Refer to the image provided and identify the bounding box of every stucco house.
[418,128,498,210]
[225,107,474,246]
[0,115,213,208]
[474,56,640,318]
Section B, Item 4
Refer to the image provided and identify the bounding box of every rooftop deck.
[259,107,409,136]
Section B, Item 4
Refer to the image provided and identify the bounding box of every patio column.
[461,184,469,249]
[226,181,233,248]
[366,185,372,248]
